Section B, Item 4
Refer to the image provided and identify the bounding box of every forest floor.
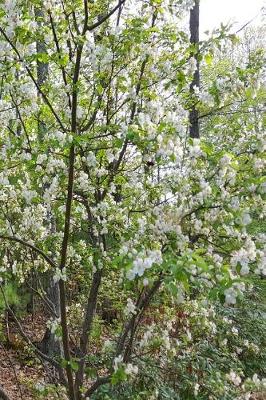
[0,313,47,400]
[0,313,266,400]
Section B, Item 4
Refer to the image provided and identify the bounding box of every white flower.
[224,287,237,305]
[35,381,45,392]
[113,355,123,371]
[186,329,192,341]
[189,139,202,158]
[22,189,37,204]
[227,370,241,386]
[96,168,107,177]
[241,212,252,226]
[255,254,266,276]
[125,363,138,376]
[125,298,136,315]
[220,154,231,167]
[36,154,47,164]
[53,267,67,283]
[126,250,162,280]
[139,327,154,347]
[106,150,115,163]
[52,130,66,142]
[143,278,149,286]
[86,151,97,167]
[194,383,200,396]
[252,373,260,385]
[232,327,238,335]
[231,197,240,210]
[193,85,200,95]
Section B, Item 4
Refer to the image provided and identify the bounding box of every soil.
[0,313,46,400]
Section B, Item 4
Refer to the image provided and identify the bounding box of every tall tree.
[0,1,265,399]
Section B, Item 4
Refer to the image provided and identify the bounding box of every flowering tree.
[0,0,265,399]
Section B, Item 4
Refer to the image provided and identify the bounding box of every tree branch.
[0,235,58,269]
[83,376,110,398]
[116,277,162,358]
[86,0,127,32]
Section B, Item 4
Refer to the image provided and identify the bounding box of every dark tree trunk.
[189,0,200,138]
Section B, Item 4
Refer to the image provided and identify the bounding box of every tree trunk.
[189,0,200,138]
[34,6,63,375]
[38,276,61,357]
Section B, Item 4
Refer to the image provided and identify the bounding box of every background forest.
[0,0,265,399]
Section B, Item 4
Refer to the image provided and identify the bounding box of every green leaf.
[111,367,127,385]
[204,53,213,65]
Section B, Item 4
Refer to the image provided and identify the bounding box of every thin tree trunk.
[34,5,63,374]
[189,0,200,138]
[74,269,103,399]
